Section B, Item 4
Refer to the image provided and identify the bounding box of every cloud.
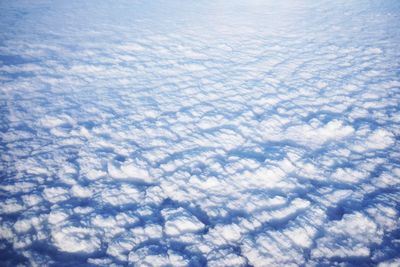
[51,226,102,254]
[312,212,382,259]
[0,0,399,266]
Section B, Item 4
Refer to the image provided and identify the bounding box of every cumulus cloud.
[312,212,383,259]
[0,0,399,266]
[52,226,102,254]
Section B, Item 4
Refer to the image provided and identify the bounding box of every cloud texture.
[0,0,400,266]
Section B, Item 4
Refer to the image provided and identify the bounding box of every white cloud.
[0,0,399,265]
[51,226,101,254]
[311,212,383,259]
[162,207,205,237]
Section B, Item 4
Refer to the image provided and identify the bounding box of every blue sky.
[0,0,400,266]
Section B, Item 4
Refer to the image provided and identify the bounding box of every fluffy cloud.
[0,0,399,266]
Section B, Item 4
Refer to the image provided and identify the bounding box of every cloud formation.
[0,0,399,266]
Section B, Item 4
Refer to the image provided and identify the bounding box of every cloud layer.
[0,0,400,266]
